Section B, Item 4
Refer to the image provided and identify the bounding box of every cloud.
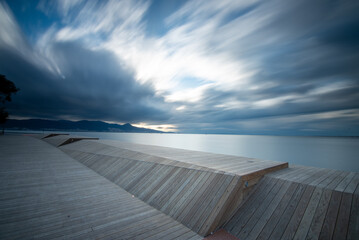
[157,0,359,133]
[1,0,358,135]
[0,2,170,124]
[0,2,33,61]
[0,40,170,123]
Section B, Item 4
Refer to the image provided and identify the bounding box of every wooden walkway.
[71,138,358,240]
[59,140,243,236]
[0,135,201,240]
[225,169,359,239]
[267,164,359,188]
[3,134,357,239]
[47,136,287,236]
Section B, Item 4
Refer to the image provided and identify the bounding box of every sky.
[0,0,358,135]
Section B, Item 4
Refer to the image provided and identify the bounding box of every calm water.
[10,131,359,172]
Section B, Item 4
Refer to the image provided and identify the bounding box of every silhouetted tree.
[1,74,19,134]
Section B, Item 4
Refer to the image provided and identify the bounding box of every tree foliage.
[0,74,19,124]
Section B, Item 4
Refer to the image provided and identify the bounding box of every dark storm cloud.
[0,39,169,123]
[0,1,170,125]
[220,0,359,88]
[47,41,169,121]
[164,0,359,135]
[183,85,359,123]
[263,1,358,82]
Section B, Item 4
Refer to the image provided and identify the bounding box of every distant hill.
[3,119,164,133]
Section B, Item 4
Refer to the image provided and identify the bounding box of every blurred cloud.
[0,1,169,124]
[0,0,358,135]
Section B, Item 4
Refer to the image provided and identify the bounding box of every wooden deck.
[0,135,201,240]
[225,167,359,239]
[2,134,357,239]
[99,140,288,181]
[50,136,287,236]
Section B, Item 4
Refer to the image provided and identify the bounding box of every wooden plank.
[267,183,306,240]
[280,185,315,239]
[35,205,153,239]
[335,172,356,192]
[154,169,193,208]
[128,164,166,195]
[316,170,342,188]
[169,171,211,218]
[176,172,219,223]
[135,165,174,199]
[99,212,172,239]
[90,210,160,239]
[147,168,184,205]
[319,190,343,239]
[185,173,231,230]
[161,227,193,240]
[173,230,201,240]
[255,182,299,240]
[298,168,325,185]
[163,170,204,214]
[298,168,327,184]
[118,161,152,187]
[345,173,359,194]
[133,221,178,240]
[125,162,157,191]
[143,222,188,240]
[121,162,154,190]
[308,169,336,187]
[142,167,179,202]
[237,179,285,239]
[111,160,139,184]
[225,177,268,231]
[269,166,306,180]
[347,187,359,240]
[196,175,238,235]
[245,180,291,240]
[333,192,353,240]
[206,176,243,234]
[238,163,288,180]
[327,171,350,190]
[46,206,142,236]
[106,158,134,182]
[287,167,318,183]
[230,178,279,235]
[293,187,323,240]
[160,170,197,212]
[305,188,332,239]
[95,156,120,176]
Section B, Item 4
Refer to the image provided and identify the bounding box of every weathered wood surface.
[60,140,247,236]
[0,135,201,240]
[98,140,288,180]
[49,135,359,239]
[225,169,359,240]
[9,134,357,239]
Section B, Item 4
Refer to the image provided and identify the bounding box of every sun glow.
[132,123,178,132]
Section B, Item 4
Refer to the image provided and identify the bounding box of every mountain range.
[3,119,164,133]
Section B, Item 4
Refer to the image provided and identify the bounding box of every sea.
[7,131,359,172]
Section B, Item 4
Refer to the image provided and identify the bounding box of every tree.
[0,75,19,132]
